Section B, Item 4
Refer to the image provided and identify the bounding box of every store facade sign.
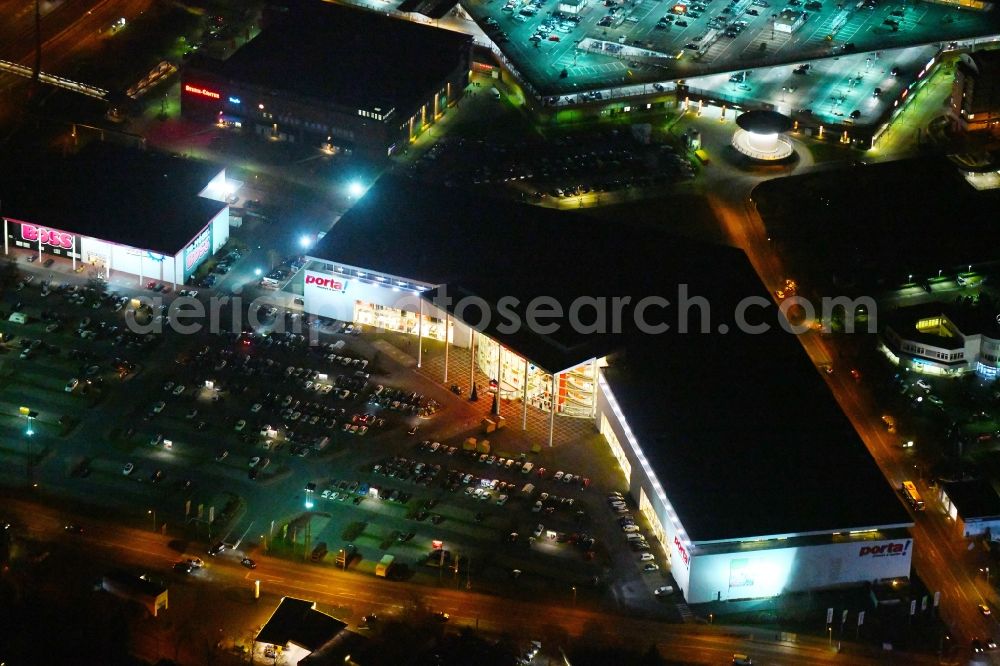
[183,226,212,278]
[184,84,221,100]
[21,223,75,250]
[674,535,690,567]
[858,541,909,558]
[305,272,348,292]
[7,220,81,258]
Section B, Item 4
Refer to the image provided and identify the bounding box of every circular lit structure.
[732,110,794,161]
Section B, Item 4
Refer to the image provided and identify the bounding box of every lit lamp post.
[148,509,156,532]
[20,407,37,486]
[572,586,577,605]
[347,180,365,198]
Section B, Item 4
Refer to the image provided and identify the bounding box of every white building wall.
[596,369,913,604]
[210,208,230,255]
[79,237,179,284]
[595,372,692,595]
[687,538,913,603]
[302,268,472,348]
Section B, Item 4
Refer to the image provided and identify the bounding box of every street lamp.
[148,509,156,532]
[572,586,577,605]
[347,180,365,198]
[254,268,263,277]
[299,235,312,250]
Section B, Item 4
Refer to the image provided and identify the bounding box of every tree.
[0,257,20,288]
[639,644,665,665]
[87,276,108,295]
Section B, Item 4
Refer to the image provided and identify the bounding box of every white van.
[491,87,501,100]
[732,654,752,665]
[8,312,27,324]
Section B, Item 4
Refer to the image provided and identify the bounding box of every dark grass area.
[582,192,729,246]
[73,5,204,92]
[753,157,1000,292]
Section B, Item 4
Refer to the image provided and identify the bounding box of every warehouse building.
[879,300,1000,379]
[304,177,914,603]
[181,1,473,160]
[939,479,1000,539]
[0,141,230,287]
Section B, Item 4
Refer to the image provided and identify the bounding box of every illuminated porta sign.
[183,226,212,276]
[673,535,690,567]
[184,84,221,100]
[305,272,349,293]
[858,541,910,558]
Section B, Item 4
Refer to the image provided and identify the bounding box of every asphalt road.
[0,0,154,92]
[3,496,937,664]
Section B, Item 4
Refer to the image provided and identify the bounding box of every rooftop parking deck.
[684,42,937,126]
[464,0,1000,96]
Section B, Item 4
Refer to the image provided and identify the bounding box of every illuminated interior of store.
[474,335,600,418]
[353,301,452,342]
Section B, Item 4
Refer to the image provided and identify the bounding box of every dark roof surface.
[313,175,911,542]
[103,570,167,596]
[193,1,471,113]
[737,109,793,134]
[256,598,347,652]
[886,300,1000,342]
[603,329,912,542]
[754,157,998,290]
[0,141,225,255]
[943,479,1000,520]
[960,51,1000,113]
[313,174,755,372]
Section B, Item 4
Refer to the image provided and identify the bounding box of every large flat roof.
[313,175,912,542]
[603,334,912,543]
[312,174,754,372]
[754,156,1000,290]
[942,479,1000,520]
[0,141,225,255]
[190,1,472,114]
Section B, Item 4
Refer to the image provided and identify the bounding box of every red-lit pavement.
[3,496,934,664]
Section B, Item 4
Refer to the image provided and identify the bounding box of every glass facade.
[640,487,668,557]
[473,335,599,418]
[353,301,452,342]
[600,413,632,481]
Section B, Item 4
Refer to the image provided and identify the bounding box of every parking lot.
[0,250,685,617]
[465,0,1000,95]
[408,124,693,203]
